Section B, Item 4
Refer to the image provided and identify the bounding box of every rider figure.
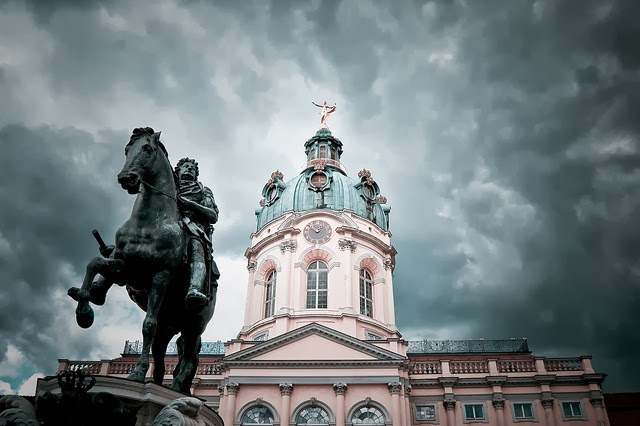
[175,157,219,307]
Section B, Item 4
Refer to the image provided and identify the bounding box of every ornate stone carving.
[365,397,372,407]
[226,383,240,396]
[338,238,357,252]
[358,169,372,179]
[383,258,394,270]
[255,398,264,406]
[404,384,412,396]
[541,399,554,409]
[492,399,505,410]
[247,260,257,272]
[387,382,402,395]
[333,383,347,395]
[279,383,293,396]
[310,397,317,406]
[0,395,40,426]
[590,397,604,407]
[151,397,206,426]
[375,195,387,204]
[443,400,457,411]
[271,170,284,181]
[217,384,225,397]
[279,240,298,254]
[259,198,266,207]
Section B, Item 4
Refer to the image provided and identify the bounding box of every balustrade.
[497,360,536,373]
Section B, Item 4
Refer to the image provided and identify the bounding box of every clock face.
[303,220,332,244]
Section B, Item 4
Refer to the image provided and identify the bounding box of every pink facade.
[55,127,610,425]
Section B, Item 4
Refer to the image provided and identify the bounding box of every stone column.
[541,398,555,426]
[334,383,347,426]
[218,384,227,418]
[403,385,412,426]
[388,382,402,426]
[225,382,240,426]
[492,399,506,426]
[245,260,257,324]
[280,383,293,426]
[277,241,296,313]
[590,397,606,426]
[338,239,357,310]
[443,401,456,426]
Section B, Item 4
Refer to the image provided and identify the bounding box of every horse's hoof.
[75,304,94,328]
[67,287,80,302]
[128,370,146,383]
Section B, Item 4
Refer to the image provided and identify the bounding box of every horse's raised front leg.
[128,270,170,382]
[74,257,125,329]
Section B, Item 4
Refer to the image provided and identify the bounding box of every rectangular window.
[319,145,326,158]
[416,405,436,421]
[513,403,534,419]
[562,402,582,418]
[464,404,484,421]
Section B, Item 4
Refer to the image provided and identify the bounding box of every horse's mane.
[129,127,181,189]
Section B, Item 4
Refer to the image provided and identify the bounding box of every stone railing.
[65,361,102,375]
[409,357,586,376]
[412,362,442,374]
[450,361,489,374]
[107,361,136,375]
[497,360,537,373]
[544,358,583,371]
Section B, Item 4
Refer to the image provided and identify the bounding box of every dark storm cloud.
[1,0,639,393]
[0,124,130,371]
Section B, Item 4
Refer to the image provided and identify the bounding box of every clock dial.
[303,220,332,244]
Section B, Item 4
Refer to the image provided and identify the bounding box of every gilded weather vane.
[312,100,337,129]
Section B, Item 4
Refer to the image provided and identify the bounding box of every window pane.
[416,405,435,420]
[307,291,316,309]
[317,261,328,269]
[465,405,474,418]
[318,290,327,308]
[318,272,328,289]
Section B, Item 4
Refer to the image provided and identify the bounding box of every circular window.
[362,184,375,201]
[310,172,328,188]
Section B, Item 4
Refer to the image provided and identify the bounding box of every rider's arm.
[181,186,218,224]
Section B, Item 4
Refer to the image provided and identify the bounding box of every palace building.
[52,126,610,426]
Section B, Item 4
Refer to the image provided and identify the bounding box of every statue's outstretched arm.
[178,187,218,225]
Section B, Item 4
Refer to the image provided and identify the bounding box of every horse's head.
[118,127,167,194]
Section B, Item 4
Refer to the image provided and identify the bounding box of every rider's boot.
[186,261,208,307]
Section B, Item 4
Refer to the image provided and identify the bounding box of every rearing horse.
[71,128,216,394]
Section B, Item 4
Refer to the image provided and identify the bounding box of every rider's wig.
[175,157,199,180]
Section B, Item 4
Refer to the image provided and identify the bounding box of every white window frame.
[462,403,488,423]
[306,261,328,309]
[560,401,586,420]
[264,270,277,318]
[414,403,438,423]
[510,401,537,422]
[359,269,374,318]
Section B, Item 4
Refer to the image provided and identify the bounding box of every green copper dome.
[256,129,390,231]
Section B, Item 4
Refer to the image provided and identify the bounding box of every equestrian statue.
[68,127,219,394]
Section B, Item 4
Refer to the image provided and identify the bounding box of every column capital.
[280,383,293,396]
[338,238,357,253]
[590,397,604,408]
[333,383,348,395]
[443,400,456,412]
[279,240,298,254]
[383,258,394,270]
[226,382,240,395]
[492,399,506,410]
[217,384,225,397]
[541,398,554,409]
[247,260,257,272]
[387,382,402,395]
[404,384,412,396]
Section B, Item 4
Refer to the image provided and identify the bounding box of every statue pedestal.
[35,375,223,426]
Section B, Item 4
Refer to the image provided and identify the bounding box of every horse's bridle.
[130,135,179,204]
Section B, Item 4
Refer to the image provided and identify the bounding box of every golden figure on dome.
[312,100,337,129]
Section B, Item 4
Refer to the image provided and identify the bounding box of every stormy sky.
[0,0,639,394]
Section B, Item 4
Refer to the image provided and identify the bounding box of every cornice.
[222,359,407,369]
[407,373,608,388]
[245,226,301,259]
[225,323,406,362]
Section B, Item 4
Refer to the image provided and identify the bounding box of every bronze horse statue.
[69,128,216,394]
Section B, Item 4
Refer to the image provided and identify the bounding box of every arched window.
[359,269,373,318]
[296,406,331,425]
[306,261,328,309]
[264,270,277,318]
[241,406,275,424]
[350,406,386,424]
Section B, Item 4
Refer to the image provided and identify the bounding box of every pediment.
[225,323,405,362]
